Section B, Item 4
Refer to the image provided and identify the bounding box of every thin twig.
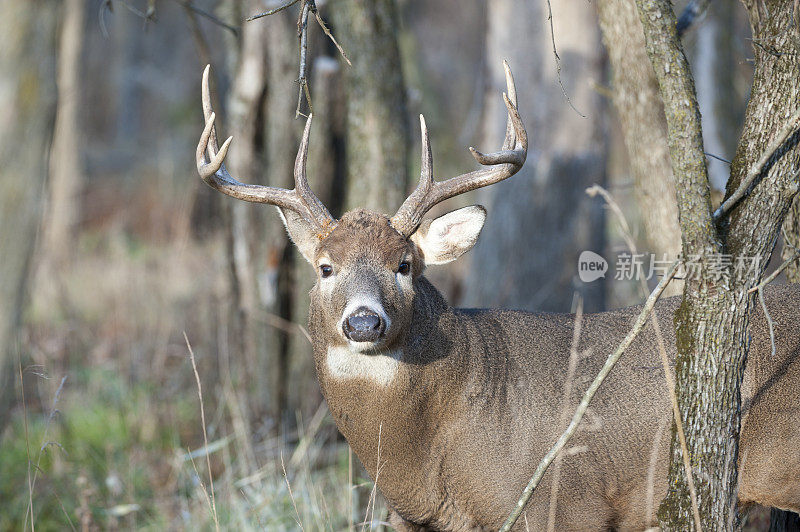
[586,185,636,254]
[758,288,777,358]
[247,0,349,117]
[645,413,671,523]
[99,0,111,38]
[362,423,383,532]
[546,297,584,532]
[51,488,78,532]
[784,225,800,253]
[256,310,312,344]
[544,0,585,118]
[111,0,150,19]
[30,376,67,493]
[311,9,351,65]
[499,260,681,531]
[649,310,703,530]
[281,451,305,531]
[705,152,732,165]
[20,363,34,532]
[184,332,219,531]
[749,248,800,359]
[247,0,299,21]
[296,0,313,118]
[714,106,800,220]
[171,0,239,35]
[748,249,800,293]
[348,446,355,532]
[186,448,215,521]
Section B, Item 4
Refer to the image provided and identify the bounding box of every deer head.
[196,61,526,355]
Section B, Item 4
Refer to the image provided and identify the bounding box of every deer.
[195,62,800,531]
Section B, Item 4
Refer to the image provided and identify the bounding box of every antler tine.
[390,60,528,237]
[501,59,517,151]
[293,114,336,229]
[392,115,434,225]
[201,65,219,157]
[195,65,335,231]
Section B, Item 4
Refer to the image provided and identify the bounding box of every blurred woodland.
[0,0,796,529]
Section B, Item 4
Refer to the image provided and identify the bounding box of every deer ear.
[278,208,319,264]
[411,205,486,265]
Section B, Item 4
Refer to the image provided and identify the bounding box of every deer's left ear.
[410,205,486,265]
[278,208,319,264]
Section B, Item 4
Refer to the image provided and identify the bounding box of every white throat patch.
[326,345,402,386]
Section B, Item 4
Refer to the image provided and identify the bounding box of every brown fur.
[300,210,800,531]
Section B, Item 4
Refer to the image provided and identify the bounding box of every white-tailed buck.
[195,63,800,530]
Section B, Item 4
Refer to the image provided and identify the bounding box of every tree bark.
[597,0,682,273]
[463,0,607,313]
[634,1,800,529]
[329,0,410,214]
[0,0,60,431]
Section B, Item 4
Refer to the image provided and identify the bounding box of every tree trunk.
[42,0,85,267]
[0,0,60,431]
[329,0,410,214]
[463,0,607,313]
[634,1,800,529]
[597,0,682,272]
[220,0,269,425]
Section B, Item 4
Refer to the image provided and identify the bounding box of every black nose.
[343,307,385,342]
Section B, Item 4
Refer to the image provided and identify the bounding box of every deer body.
[194,63,800,530]
[308,216,800,530]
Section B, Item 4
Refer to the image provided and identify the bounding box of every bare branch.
[184,332,219,531]
[246,0,350,118]
[544,0,585,118]
[499,260,681,532]
[296,0,312,118]
[172,0,239,36]
[247,0,299,21]
[758,288,777,358]
[312,8,351,66]
[713,106,800,221]
[748,249,800,294]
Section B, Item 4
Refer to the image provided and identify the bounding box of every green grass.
[1,365,386,531]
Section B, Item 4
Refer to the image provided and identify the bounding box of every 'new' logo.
[578,251,608,283]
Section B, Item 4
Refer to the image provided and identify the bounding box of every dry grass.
[2,214,388,530]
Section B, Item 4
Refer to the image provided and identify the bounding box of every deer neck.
[308,276,459,485]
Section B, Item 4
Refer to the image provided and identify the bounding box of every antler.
[196,65,335,232]
[390,60,528,237]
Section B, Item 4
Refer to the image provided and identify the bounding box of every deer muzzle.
[343,307,386,343]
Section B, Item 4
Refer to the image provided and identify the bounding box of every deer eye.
[320,264,333,278]
[397,261,411,276]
